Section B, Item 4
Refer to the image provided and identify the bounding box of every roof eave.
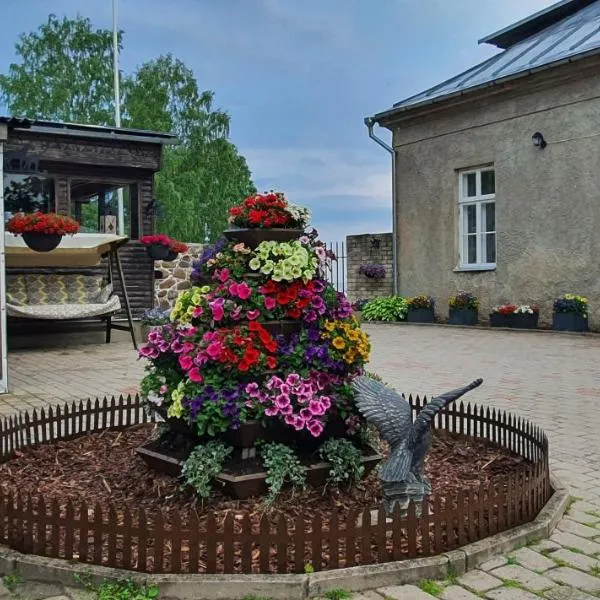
[370,47,600,126]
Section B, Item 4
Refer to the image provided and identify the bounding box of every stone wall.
[154,244,203,310]
[346,233,394,302]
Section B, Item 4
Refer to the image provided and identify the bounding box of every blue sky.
[0,0,553,243]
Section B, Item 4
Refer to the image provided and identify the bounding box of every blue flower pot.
[552,312,588,332]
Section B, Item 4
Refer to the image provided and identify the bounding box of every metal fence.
[324,241,346,294]
[0,394,551,574]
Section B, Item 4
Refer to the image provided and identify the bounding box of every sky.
[0,0,555,243]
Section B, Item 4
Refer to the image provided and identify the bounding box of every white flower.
[147,391,163,406]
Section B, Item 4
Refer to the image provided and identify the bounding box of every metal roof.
[480,0,597,48]
[0,116,177,145]
[374,0,600,120]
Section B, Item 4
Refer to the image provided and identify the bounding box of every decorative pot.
[21,232,62,252]
[146,243,170,261]
[164,249,178,261]
[407,308,435,323]
[257,320,302,337]
[223,227,304,249]
[448,307,478,326]
[552,312,588,332]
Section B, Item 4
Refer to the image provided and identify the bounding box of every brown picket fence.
[0,394,551,574]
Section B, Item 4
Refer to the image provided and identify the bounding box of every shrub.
[448,291,479,311]
[361,296,407,321]
[181,441,232,498]
[406,295,434,310]
[259,442,307,504]
[319,439,364,488]
[553,294,588,316]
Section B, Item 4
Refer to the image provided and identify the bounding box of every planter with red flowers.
[490,304,539,329]
[224,191,310,248]
[141,235,188,261]
[7,211,80,252]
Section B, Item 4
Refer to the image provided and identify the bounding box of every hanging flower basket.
[141,235,188,261]
[7,212,80,253]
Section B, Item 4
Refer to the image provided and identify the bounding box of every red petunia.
[266,356,277,369]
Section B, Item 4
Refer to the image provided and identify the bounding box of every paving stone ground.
[2,325,600,599]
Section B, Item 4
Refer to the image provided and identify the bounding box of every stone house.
[368,0,600,328]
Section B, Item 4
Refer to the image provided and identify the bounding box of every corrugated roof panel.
[387,0,600,113]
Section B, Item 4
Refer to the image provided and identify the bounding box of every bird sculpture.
[352,376,483,516]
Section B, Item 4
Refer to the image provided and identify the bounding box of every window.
[458,167,496,269]
[3,174,54,221]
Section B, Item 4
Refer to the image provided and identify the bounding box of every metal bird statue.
[352,376,483,516]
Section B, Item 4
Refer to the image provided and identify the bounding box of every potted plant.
[448,292,479,326]
[553,294,589,332]
[224,191,310,247]
[165,240,189,261]
[141,234,173,260]
[7,211,80,252]
[490,304,539,329]
[359,263,385,280]
[406,295,435,323]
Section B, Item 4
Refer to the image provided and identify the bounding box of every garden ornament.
[352,376,483,516]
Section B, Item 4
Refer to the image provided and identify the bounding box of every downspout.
[364,117,398,295]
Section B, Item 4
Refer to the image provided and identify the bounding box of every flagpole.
[112,0,125,235]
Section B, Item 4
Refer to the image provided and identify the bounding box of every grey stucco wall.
[347,233,393,302]
[389,58,600,328]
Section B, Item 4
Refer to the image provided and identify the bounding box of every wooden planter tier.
[136,441,381,499]
[256,319,302,337]
[223,228,304,249]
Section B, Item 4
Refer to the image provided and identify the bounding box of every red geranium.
[228,192,302,229]
[141,234,173,247]
[7,211,80,236]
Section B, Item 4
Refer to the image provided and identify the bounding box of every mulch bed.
[0,424,524,521]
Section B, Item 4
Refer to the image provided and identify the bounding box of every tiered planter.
[223,227,304,248]
[552,312,588,332]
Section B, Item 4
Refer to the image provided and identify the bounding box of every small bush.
[361,296,407,321]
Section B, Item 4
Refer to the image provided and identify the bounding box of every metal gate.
[324,241,346,294]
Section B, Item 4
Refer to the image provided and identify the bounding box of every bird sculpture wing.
[409,378,484,452]
[351,376,412,449]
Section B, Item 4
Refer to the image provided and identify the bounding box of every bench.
[6,273,122,343]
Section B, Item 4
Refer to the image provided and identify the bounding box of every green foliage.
[303,563,315,574]
[319,439,364,488]
[0,17,255,244]
[361,296,407,322]
[323,590,351,600]
[181,441,232,499]
[258,442,307,504]
[417,580,443,597]
[501,579,521,589]
[96,580,160,600]
[2,572,23,592]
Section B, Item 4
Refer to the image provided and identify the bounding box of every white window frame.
[458,167,496,270]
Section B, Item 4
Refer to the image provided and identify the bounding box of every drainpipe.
[364,117,398,295]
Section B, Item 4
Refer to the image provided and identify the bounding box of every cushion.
[24,273,69,305]
[65,275,103,304]
[6,275,28,306]
[7,294,121,320]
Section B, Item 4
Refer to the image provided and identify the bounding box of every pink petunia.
[182,342,195,354]
[307,420,324,437]
[284,414,296,425]
[231,306,243,320]
[308,399,325,416]
[265,407,279,417]
[320,396,332,410]
[293,416,305,430]
[179,354,193,371]
[217,268,230,283]
[300,408,313,421]
[275,394,291,409]
[171,340,185,353]
[210,302,225,322]
[245,382,260,397]
[192,306,204,318]
[286,373,300,386]
[188,367,203,383]
[206,341,222,359]
[236,282,252,300]
[246,309,260,320]
[159,385,168,394]
[264,296,277,310]
[138,345,155,358]
[148,330,161,343]
[280,405,293,416]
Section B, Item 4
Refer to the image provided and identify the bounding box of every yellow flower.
[332,336,346,350]
[324,321,335,332]
[347,330,359,341]
[167,383,185,418]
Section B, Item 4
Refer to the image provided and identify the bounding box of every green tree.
[0,17,255,242]
[0,14,119,124]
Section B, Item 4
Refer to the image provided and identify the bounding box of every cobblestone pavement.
[2,324,600,600]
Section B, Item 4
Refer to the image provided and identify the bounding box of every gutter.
[364,117,399,296]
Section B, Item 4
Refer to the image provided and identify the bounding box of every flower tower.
[138,192,377,499]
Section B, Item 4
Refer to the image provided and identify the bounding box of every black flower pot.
[448,307,478,326]
[223,227,304,249]
[146,243,170,261]
[407,308,435,323]
[258,320,302,337]
[164,250,178,261]
[490,313,538,329]
[22,232,62,252]
[552,312,588,332]
[489,313,511,328]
